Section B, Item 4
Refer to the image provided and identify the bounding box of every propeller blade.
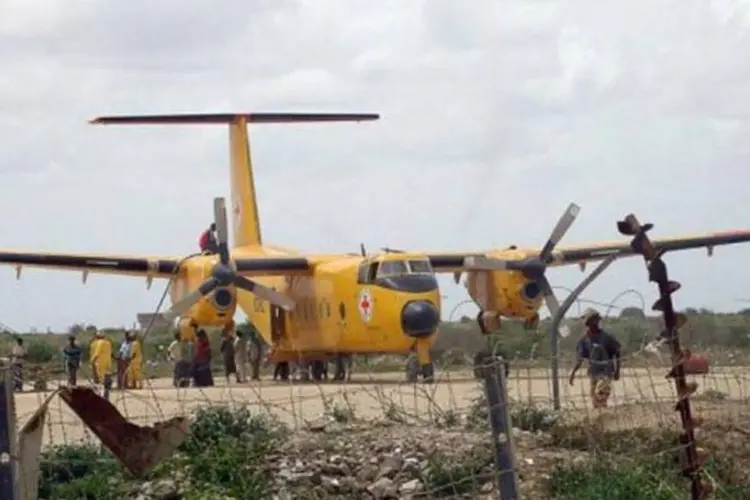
[538,202,581,263]
[360,243,366,257]
[213,197,230,265]
[453,271,462,285]
[538,276,569,338]
[233,276,296,312]
[464,255,512,271]
[164,277,220,322]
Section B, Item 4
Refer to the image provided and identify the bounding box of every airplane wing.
[551,229,750,266]
[0,250,314,279]
[0,250,181,278]
[424,229,750,272]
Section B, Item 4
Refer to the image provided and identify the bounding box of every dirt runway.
[12,365,750,447]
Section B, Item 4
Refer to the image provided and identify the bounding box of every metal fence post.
[482,356,518,499]
[0,367,19,500]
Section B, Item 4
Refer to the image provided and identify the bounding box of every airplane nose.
[401,300,440,338]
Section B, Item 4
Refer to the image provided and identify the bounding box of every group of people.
[166,328,261,388]
[63,331,144,391]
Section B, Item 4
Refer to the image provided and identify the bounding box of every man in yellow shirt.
[125,331,144,390]
[89,331,113,396]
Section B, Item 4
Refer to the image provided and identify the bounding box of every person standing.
[62,336,83,387]
[125,331,143,390]
[246,324,263,381]
[569,309,622,409]
[233,330,249,383]
[219,330,238,384]
[167,332,190,388]
[192,329,214,387]
[11,337,26,392]
[116,332,132,390]
[89,331,112,388]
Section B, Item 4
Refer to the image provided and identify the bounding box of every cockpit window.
[376,260,408,277]
[408,259,433,274]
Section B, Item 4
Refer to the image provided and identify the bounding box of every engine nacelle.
[169,269,239,329]
[464,269,543,321]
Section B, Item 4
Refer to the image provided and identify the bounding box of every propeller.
[463,202,581,327]
[163,197,296,323]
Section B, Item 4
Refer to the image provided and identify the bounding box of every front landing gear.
[406,339,435,383]
[523,313,540,330]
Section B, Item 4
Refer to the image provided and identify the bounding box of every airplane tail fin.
[90,113,380,247]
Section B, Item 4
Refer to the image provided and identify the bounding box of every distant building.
[136,313,171,331]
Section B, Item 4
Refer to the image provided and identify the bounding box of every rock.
[321,476,340,492]
[151,479,179,499]
[357,464,379,482]
[377,455,403,479]
[306,418,328,432]
[399,478,424,495]
[368,477,397,499]
[401,457,421,477]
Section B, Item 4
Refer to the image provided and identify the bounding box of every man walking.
[569,309,622,409]
[62,336,83,387]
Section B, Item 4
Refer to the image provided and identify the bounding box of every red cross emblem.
[360,295,370,312]
[358,289,373,321]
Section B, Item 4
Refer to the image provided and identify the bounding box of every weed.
[422,447,493,497]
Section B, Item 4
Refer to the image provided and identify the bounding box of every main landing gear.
[405,338,435,384]
[523,313,540,330]
[473,310,511,380]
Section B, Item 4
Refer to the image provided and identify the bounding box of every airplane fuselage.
[171,247,443,361]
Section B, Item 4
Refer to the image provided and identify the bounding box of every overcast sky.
[1,0,750,332]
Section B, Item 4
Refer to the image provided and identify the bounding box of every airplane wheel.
[333,355,347,381]
[311,360,326,382]
[299,361,311,382]
[523,313,540,330]
[278,362,290,382]
[405,355,419,383]
[421,363,435,384]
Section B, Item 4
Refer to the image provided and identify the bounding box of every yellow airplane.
[3,112,750,383]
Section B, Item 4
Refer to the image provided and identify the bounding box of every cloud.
[1,0,750,331]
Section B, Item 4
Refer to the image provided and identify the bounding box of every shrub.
[178,405,288,498]
[38,442,125,500]
[546,456,750,500]
[25,341,58,364]
[465,391,560,433]
[422,447,493,497]
[546,459,682,500]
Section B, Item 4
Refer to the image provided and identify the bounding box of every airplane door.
[270,305,286,343]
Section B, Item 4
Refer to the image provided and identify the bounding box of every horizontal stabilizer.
[89,113,380,125]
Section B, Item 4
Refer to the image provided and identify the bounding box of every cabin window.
[339,302,346,320]
[408,259,433,274]
[377,260,408,277]
[357,263,369,284]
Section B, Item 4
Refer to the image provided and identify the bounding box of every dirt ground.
[12,364,750,447]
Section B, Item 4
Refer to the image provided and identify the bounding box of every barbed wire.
[6,290,750,499]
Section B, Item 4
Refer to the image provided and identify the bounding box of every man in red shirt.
[199,223,218,254]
